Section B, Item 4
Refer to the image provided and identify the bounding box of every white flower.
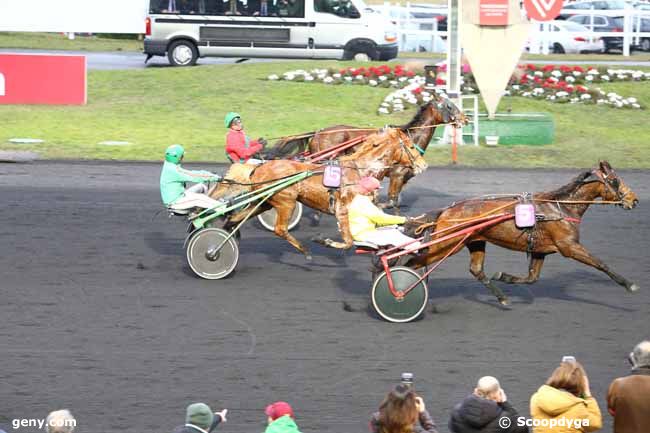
[284,73,295,80]
[632,103,641,109]
[552,70,562,77]
[379,76,388,81]
[512,85,520,90]
[305,75,314,81]
[533,88,544,94]
[628,97,637,103]
[399,77,408,82]
[333,73,341,78]
[587,69,599,75]
[381,102,390,107]
[585,75,594,81]
[267,74,279,80]
[534,71,543,77]
[323,77,333,84]
[556,91,569,98]
[344,76,352,82]
[548,95,556,101]
[548,76,558,83]
[633,72,643,79]
[607,92,618,99]
[581,94,591,100]
[615,101,623,108]
[369,80,378,86]
[422,96,432,102]
[570,97,579,103]
[522,92,531,97]
[389,80,398,86]
[566,76,575,83]
[378,107,390,114]
[421,91,431,97]
[355,75,364,81]
[573,71,582,77]
[597,99,606,105]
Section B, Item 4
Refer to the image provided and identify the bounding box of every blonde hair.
[546,361,587,397]
[474,376,501,399]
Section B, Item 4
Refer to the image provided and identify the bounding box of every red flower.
[576,85,588,93]
[574,66,585,73]
[412,87,423,94]
[436,77,446,85]
[406,71,415,77]
[542,64,555,72]
[526,64,537,71]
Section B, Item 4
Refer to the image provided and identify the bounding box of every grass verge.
[1,60,649,168]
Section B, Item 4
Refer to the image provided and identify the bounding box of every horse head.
[430,94,468,128]
[589,161,639,210]
[377,128,428,175]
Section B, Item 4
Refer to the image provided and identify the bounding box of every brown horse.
[262,96,467,209]
[216,128,427,259]
[403,161,639,305]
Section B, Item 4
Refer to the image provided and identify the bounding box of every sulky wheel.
[186,228,239,280]
[371,266,428,323]
[257,202,303,232]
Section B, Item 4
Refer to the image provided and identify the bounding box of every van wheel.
[168,40,198,66]
[553,43,565,54]
[353,52,371,62]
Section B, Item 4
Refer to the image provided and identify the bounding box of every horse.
[402,161,639,305]
[215,128,428,259]
[262,96,467,210]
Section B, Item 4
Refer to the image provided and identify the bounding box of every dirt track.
[1,161,649,433]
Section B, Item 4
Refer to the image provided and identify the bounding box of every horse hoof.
[627,283,639,292]
[492,272,503,281]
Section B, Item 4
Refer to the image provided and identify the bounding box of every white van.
[144,0,399,66]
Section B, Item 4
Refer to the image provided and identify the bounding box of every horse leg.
[317,202,353,249]
[467,241,510,305]
[272,201,313,260]
[493,253,546,284]
[556,242,639,292]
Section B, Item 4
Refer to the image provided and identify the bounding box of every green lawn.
[0,32,143,52]
[1,60,649,168]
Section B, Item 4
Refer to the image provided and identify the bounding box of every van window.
[276,0,305,17]
[315,0,360,18]
[149,0,305,17]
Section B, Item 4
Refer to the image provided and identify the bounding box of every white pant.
[170,184,224,211]
[357,228,422,251]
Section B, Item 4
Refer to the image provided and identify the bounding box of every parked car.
[567,14,625,51]
[528,20,605,53]
[558,0,628,19]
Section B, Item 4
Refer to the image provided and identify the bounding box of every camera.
[562,356,576,364]
[401,372,414,387]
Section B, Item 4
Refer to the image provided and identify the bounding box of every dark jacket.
[172,414,223,433]
[370,409,439,433]
[607,367,650,433]
[449,395,528,433]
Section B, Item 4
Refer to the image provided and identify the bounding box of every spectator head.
[630,340,650,369]
[546,360,588,397]
[186,403,214,430]
[377,384,419,433]
[474,376,502,402]
[265,401,294,423]
[45,409,76,433]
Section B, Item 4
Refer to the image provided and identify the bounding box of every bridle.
[396,132,422,171]
[590,168,626,202]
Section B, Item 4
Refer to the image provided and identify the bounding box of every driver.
[160,144,225,212]
[349,177,421,251]
[224,112,267,164]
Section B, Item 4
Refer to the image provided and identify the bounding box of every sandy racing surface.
[1,161,649,433]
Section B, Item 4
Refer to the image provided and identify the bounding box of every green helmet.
[165,144,185,164]
[224,112,241,128]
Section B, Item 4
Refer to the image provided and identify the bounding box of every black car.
[567,14,625,51]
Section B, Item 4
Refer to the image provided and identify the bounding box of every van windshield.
[314,0,360,18]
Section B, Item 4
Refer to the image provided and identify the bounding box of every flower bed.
[267,63,649,114]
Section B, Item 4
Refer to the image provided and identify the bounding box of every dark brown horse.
[403,161,639,305]
[215,128,427,259]
[262,96,467,209]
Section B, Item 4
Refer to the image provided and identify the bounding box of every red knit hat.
[265,401,294,420]
[357,176,381,193]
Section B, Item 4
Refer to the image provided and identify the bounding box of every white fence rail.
[377,3,650,56]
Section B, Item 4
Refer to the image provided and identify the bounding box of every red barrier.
[0,54,86,105]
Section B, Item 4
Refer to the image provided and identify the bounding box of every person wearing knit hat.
[348,176,422,252]
[264,401,302,433]
[172,402,228,433]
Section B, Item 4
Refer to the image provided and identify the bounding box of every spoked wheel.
[371,266,428,323]
[186,228,239,280]
[257,203,303,232]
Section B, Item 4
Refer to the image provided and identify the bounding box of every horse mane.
[536,170,593,200]
[262,134,313,159]
[397,102,433,131]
